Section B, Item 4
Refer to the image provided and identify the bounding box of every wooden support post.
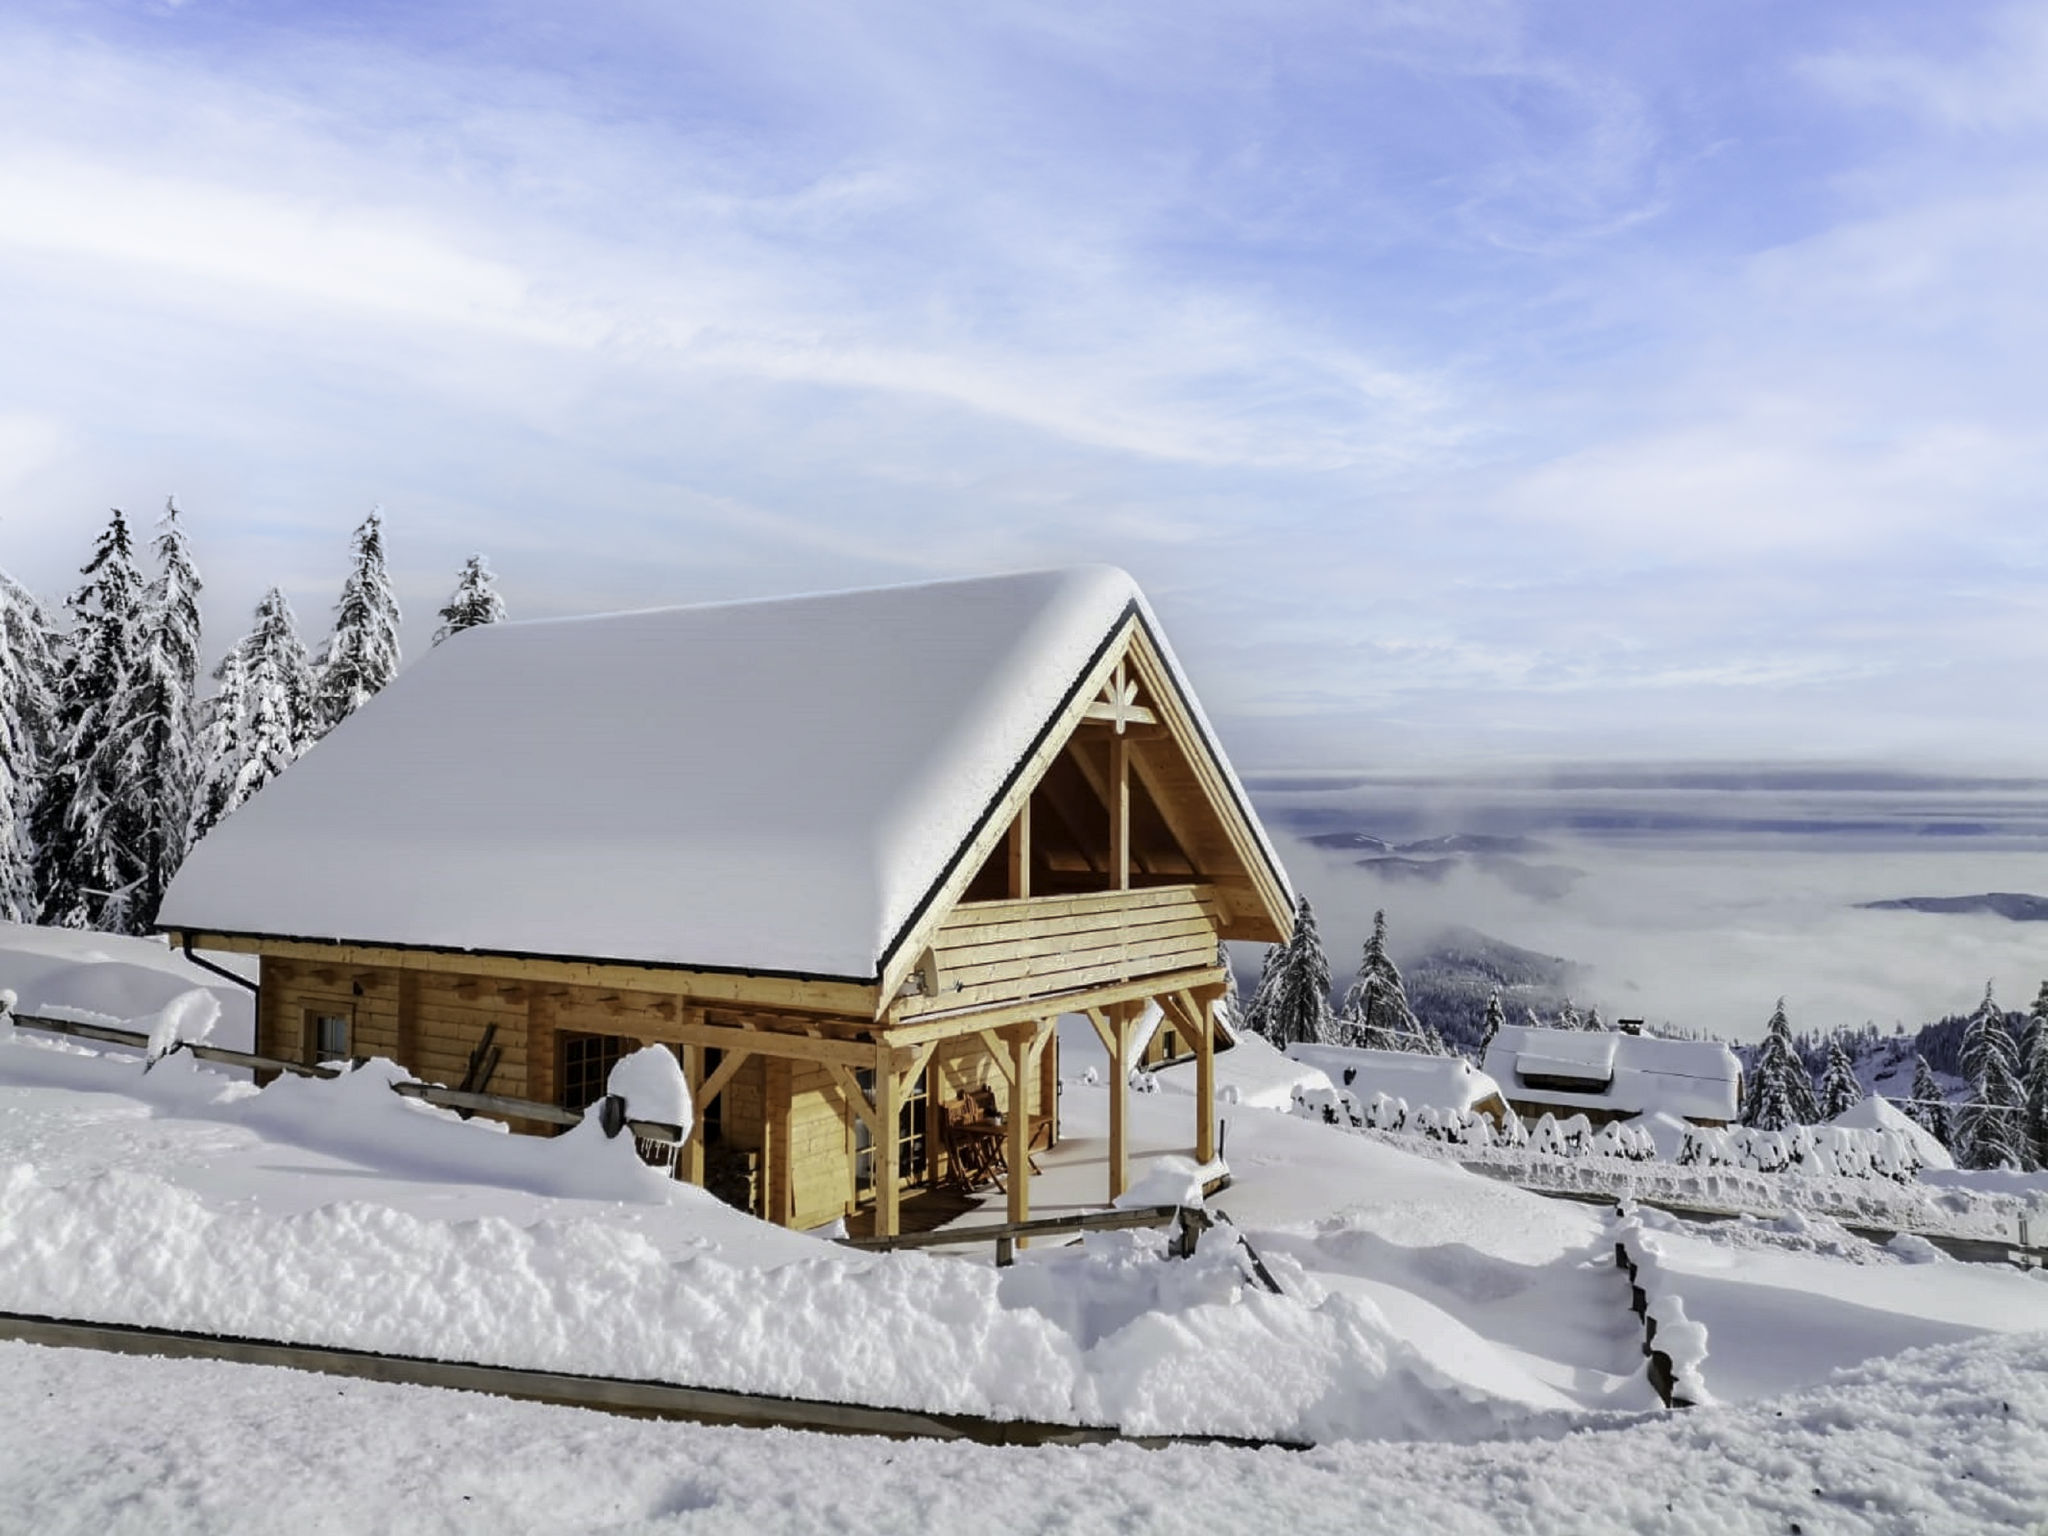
[1008,800,1031,900]
[1109,732,1129,892]
[681,1042,706,1185]
[1114,1003,1130,1212]
[1040,1022,1060,1147]
[397,969,421,1077]
[1008,1027,1032,1229]
[875,1042,901,1239]
[1190,992,1216,1164]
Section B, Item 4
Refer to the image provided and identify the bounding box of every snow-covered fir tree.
[1266,896,1332,1048]
[0,569,57,922]
[1477,988,1506,1061]
[1817,1034,1863,1120]
[1241,943,1281,1040]
[1957,983,2028,1170]
[35,510,150,930]
[433,554,506,645]
[1554,999,1582,1031]
[1741,998,1821,1131]
[1905,1054,1952,1149]
[88,499,204,926]
[1213,944,1244,1038]
[196,588,318,837]
[2021,1005,2048,1171]
[1340,909,1439,1051]
[1583,1004,1604,1032]
[313,507,401,734]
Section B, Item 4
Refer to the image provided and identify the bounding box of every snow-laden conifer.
[2021,1005,2048,1171]
[1477,988,1506,1061]
[1554,1000,1582,1031]
[1241,943,1281,1040]
[197,588,318,837]
[433,554,506,645]
[1817,1034,1863,1120]
[88,499,204,925]
[37,510,149,929]
[0,570,57,921]
[1741,998,1821,1131]
[1905,1054,1952,1149]
[313,507,401,733]
[1583,1004,1604,1032]
[1957,983,2028,1170]
[1266,896,1332,1048]
[1341,909,1437,1051]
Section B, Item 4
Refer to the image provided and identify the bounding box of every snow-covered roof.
[1285,1043,1506,1115]
[1482,1025,1741,1123]
[161,567,1287,982]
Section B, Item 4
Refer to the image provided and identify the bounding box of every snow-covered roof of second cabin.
[160,566,1291,983]
[1285,1043,1505,1115]
[1482,1025,1741,1123]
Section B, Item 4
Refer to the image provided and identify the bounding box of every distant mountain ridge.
[1300,829,1584,901]
[1858,893,2048,922]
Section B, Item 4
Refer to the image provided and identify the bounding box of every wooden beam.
[169,931,879,1018]
[892,964,1229,1039]
[1008,1028,1033,1229]
[1107,1003,1133,1201]
[875,1041,901,1240]
[664,1019,878,1068]
[824,1060,882,1140]
[681,1043,706,1183]
[1081,701,1158,727]
[1007,800,1031,900]
[1183,990,1216,1164]
[695,1047,752,1112]
[1125,737,1208,879]
[1110,733,1129,892]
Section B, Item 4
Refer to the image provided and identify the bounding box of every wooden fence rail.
[2,1009,687,1145]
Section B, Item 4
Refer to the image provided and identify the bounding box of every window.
[559,1031,630,1111]
[853,1063,930,1193]
[307,1011,351,1064]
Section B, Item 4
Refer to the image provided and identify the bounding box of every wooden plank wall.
[903,884,1219,1019]
[257,952,1053,1232]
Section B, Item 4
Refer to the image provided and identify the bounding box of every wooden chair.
[941,1097,1007,1192]
[965,1087,1053,1176]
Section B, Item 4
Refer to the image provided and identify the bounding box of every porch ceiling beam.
[882,964,1228,1039]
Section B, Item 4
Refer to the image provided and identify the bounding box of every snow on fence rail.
[1609,1204,1708,1410]
[0,1006,689,1146]
[1288,1082,2040,1244]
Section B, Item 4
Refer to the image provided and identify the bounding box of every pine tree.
[1213,944,1244,1038]
[1583,1004,1604,1032]
[197,588,318,836]
[1958,983,2027,1170]
[1267,896,1332,1048]
[1818,1034,1863,1120]
[1742,998,1821,1131]
[2021,1005,2048,1171]
[1906,1055,1952,1149]
[1554,1000,1582,1031]
[1241,943,1281,1040]
[1341,909,1435,1051]
[88,499,203,926]
[36,511,151,930]
[1477,988,1506,1062]
[0,569,58,922]
[313,507,402,733]
[433,554,506,644]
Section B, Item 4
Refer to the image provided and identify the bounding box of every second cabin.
[160,566,1294,1236]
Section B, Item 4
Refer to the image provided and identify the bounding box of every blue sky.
[1,1,2043,767]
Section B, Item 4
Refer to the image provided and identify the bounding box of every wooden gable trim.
[873,603,1291,1008]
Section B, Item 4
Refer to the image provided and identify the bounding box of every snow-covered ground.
[0,921,255,1049]
[3,934,2046,1528]
[5,1331,2046,1535]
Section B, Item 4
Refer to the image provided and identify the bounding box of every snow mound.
[1833,1093,1955,1171]
[1288,1043,1502,1116]
[605,1044,692,1135]
[142,989,221,1065]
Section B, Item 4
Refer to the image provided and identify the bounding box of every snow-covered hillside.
[3,936,2045,1528]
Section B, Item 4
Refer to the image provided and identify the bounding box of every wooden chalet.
[159,567,1292,1236]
